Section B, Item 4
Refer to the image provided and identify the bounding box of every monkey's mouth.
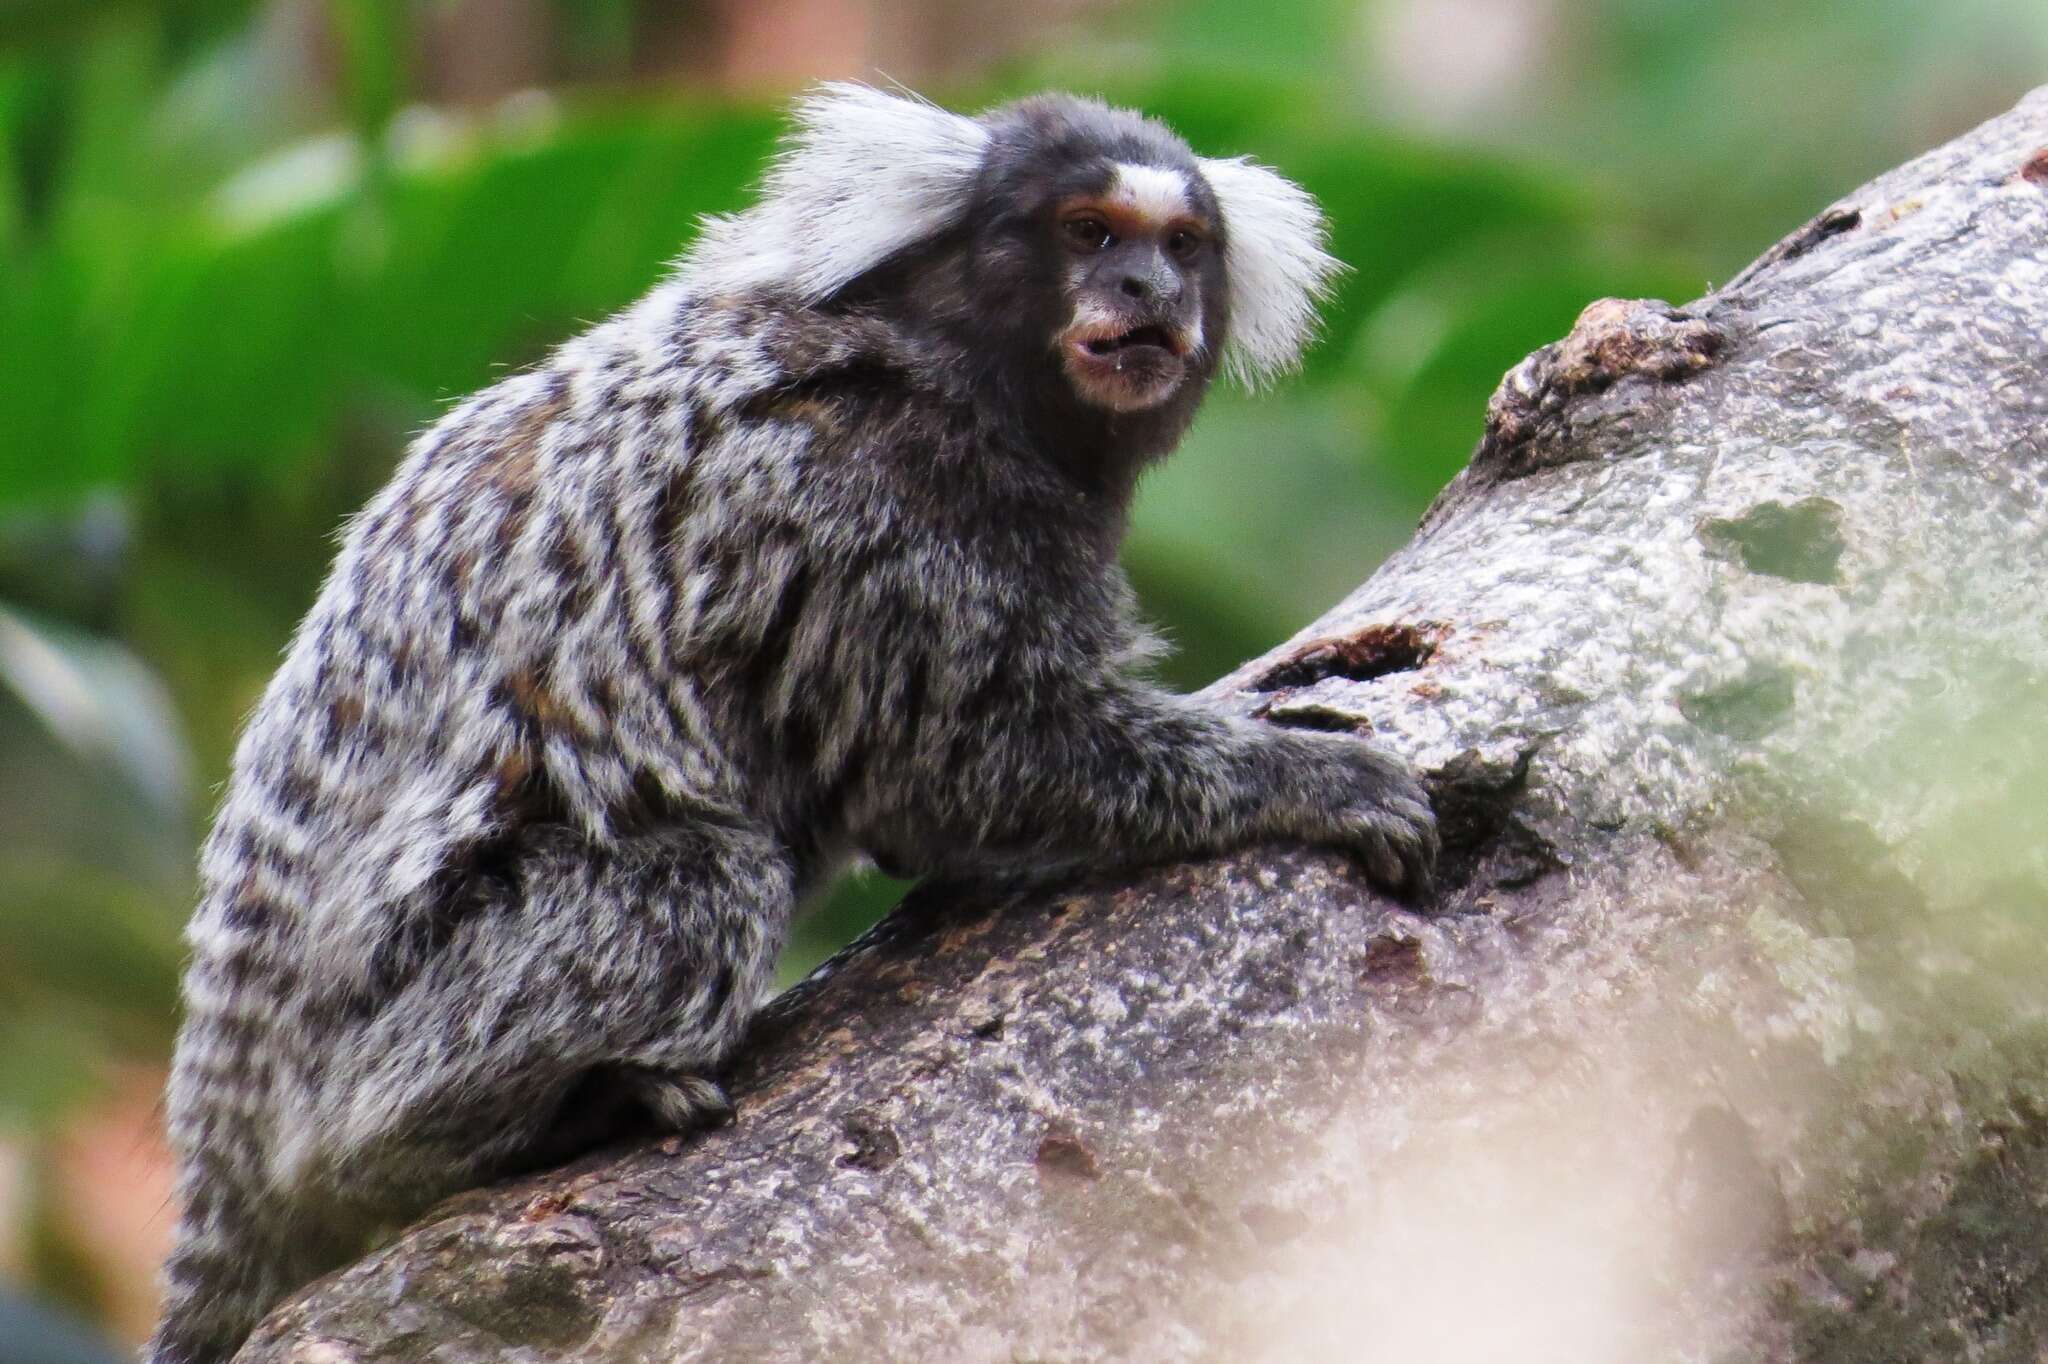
[1067,321,1189,363]
[1079,324,1184,358]
[1061,319,1191,411]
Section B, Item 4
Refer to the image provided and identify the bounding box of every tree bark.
[239,88,2048,1364]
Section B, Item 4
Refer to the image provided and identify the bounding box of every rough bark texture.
[240,89,2048,1363]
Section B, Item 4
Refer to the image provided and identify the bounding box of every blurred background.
[0,0,2042,1352]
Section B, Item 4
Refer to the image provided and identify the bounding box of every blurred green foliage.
[0,0,2041,1332]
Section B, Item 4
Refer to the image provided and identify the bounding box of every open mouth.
[1079,324,1184,358]
[1061,318,1191,411]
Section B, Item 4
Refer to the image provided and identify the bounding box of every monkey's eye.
[1166,228,1204,261]
[1062,216,1112,251]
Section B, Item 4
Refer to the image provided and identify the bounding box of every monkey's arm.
[848,670,1436,892]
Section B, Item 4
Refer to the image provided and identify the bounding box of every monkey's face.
[1050,165,1216,414]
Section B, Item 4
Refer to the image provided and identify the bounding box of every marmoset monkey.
[151,85,1436,1363]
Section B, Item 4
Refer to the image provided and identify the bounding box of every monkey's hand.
[1283,730,1439,900]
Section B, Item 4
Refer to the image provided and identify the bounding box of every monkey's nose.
[1119,276,1151,300]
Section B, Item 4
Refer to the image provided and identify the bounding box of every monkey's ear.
[1198,157,1345,388]
[681,83,990,302]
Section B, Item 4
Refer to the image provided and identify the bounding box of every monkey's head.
[685,85,1341,458]
[966,96,1225,419]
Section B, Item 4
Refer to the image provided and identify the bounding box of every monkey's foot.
[624,1068,736,1133]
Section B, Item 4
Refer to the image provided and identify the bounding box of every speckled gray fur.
[149,85,1436,1364]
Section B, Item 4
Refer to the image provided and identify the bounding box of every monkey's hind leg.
[326,822,795,1194]
[583,823,800,1138]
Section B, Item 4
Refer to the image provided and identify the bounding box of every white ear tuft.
[680,83,990,302]
[1199,156,1345,387]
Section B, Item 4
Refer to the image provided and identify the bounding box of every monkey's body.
[153,88,1435,1363]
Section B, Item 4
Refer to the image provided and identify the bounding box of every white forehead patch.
[1109,163,1192,224]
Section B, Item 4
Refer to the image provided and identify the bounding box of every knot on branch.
[1420,297,1729,530]
[1479,297,1727,474]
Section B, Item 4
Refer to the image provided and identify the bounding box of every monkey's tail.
[147,1177,326,1364]
[148,996,341,1364]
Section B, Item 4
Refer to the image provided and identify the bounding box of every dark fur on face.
[839,95,1231,495]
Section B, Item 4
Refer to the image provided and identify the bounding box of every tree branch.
[240,87,2048,1363]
